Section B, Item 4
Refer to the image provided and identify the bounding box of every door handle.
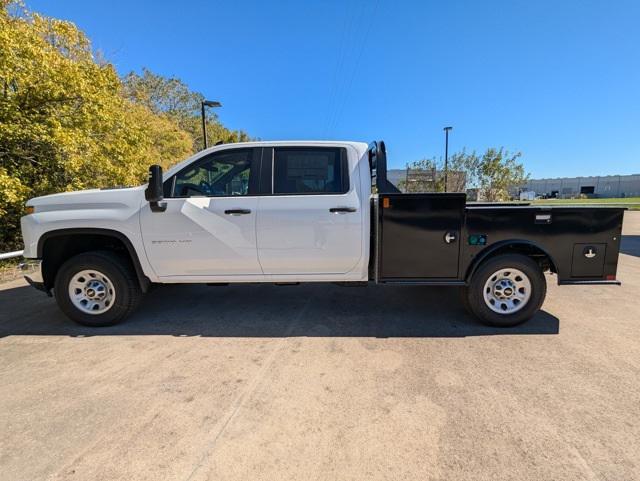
[329,207,357,214]
[224,209,252,215]
[444,232,457,244]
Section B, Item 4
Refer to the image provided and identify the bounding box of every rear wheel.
[464,254,546,327]
[54,251,142,327]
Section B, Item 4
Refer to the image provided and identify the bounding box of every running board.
[558,280,621,286]
[377,279,467,286]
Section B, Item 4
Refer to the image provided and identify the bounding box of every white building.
[523,174,640,198]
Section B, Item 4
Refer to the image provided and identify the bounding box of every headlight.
[25,205,35,215]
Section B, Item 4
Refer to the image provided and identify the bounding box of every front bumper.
[19,259,50,295]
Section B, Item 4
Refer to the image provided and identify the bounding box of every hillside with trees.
[0,0,249,252]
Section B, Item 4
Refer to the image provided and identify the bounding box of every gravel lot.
[1,212,639,481]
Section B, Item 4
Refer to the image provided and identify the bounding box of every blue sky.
[28,0,640,177]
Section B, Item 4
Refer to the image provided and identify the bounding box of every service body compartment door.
[378,193,465,279]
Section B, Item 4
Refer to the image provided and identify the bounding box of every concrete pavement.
[1,212,639,481]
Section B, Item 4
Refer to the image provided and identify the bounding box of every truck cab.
[141,141,371,282]
[21,140,625,328]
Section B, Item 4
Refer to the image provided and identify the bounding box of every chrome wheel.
[68,269,116,315]
[483,268,531,314]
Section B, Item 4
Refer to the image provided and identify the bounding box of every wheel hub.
[84,280,106,299]
[483,268,532,315]
[493,279,516,299]
[68,270,116,315]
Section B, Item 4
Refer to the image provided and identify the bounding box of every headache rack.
[367,140,401,194]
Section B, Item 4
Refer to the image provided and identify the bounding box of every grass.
[531,197,640,210]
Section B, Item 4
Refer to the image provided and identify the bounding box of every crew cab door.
[256,146,362,275]
[140,148,263,277]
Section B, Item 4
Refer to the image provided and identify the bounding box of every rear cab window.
[273,147,349,195]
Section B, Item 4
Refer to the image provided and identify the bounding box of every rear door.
[378,193,465,279]
[256,146,362,275]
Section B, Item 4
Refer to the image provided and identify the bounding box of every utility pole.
[443,126,453,192]
[405,167,410,193]
[201,100,222,150]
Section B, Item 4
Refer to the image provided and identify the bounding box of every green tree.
[399,148,528,201]
[123,69,251,152]
[477,148,528,201]
[400,150,479,193]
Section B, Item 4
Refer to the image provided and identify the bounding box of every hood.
[27,186,145,213]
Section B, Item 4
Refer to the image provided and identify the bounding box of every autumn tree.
[0,1,249,252]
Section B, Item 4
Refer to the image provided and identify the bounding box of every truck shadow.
[0,282,559,338]
[620,235,640,257]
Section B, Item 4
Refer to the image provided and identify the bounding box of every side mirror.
[144,165,167,212]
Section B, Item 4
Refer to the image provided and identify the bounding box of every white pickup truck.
[20,140,624,327]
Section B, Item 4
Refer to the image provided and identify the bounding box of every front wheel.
[463,254,546,327]
[54,251,143,327]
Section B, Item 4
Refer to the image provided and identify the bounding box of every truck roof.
[165,140,369,178]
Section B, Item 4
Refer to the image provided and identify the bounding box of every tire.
[464,254,546,327]
[53,251,143,327]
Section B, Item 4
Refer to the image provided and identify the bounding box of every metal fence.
[0,250,24,261]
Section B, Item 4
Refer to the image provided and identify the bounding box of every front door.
[256,146,363,275]
[140,148,263,277]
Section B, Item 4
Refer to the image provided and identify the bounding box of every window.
[273,147,348,195]
[172,149,253,197]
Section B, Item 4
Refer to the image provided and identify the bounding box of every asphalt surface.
[1,212,639,481]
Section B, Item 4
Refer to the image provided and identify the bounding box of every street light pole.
[201,100,222,150]
[443,126,453,192]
